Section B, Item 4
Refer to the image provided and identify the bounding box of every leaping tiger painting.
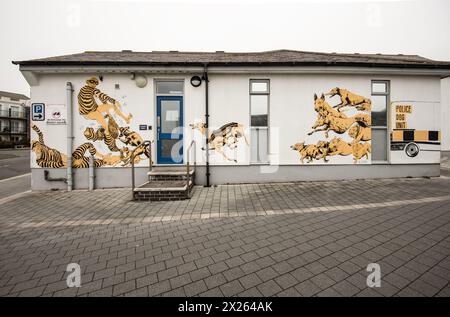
[31,124,68,168]
[78,76,132,134]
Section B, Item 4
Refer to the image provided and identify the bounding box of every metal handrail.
[131,140,153,199]
[186,140,197,198]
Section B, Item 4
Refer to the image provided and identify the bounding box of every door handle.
[157,116,161,128]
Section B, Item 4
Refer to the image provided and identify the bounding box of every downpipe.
[89,155,95,191]
[66,82,74,191]
[203,64,211,187]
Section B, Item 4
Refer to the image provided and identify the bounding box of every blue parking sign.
[32,103,45,121]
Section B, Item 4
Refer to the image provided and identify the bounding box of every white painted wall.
[29,72,442,169]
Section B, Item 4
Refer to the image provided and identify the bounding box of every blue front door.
[157,96,183,164]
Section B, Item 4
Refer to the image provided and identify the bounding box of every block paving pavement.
[0,170,450,297]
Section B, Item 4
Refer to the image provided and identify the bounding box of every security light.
[190,75,202,87]
[134,75,148,88]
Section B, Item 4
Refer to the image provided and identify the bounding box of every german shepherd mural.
[190,122,249,163]
[325,87,372,112]
[293,88,372,164]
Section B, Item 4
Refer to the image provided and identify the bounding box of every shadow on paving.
[0,176,450,229]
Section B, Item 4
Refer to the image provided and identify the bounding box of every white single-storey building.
[13,50,450,199]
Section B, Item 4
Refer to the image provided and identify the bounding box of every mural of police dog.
[293,88,372,164]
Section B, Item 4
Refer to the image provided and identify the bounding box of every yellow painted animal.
[190,122,249,163]
[71,143,108,168]
[31,124,68,168]
[328,137,353,157]
[348,125,371,144]
[119,127,144,147]
[290,142,319,163]
[315,141,331,162]
[78,77,132,134]
[325,87,372,112]
[120,142,153,166]
[309,113,371,138]
[328,137,371,163]
[313,94,347,118]
[352,142,371,163]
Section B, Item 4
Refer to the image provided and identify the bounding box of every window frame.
[371,80,390,163]
[249,79,270,164]
[155,80,184,95]
[250,79,270,95]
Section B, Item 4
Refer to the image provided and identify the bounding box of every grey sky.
[1,0,449,96]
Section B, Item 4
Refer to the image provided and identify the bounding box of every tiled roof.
[13,49,450,68]
[0,90,30,101]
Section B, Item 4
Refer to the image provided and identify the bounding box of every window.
[11,121,19,133]
[371,80,390,161]
[250,80,269,163]
[156,81,184,95]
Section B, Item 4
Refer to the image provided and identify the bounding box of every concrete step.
[134,180,193,192]
[133,179,194,201]
[147,167,195,177]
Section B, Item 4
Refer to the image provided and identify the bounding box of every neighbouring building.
[0,90,30,146]
[13,50,450,193]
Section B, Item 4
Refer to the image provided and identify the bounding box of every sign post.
[31,103,45,121]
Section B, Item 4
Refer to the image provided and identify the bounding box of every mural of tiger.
[84,127,121,152]
[77,76,148,168]
[31,124,67,168]
[71,142,107,168]
[106,113,120,139]
[78,76,132,134]
[84,127,105,142]
[78,77,116,115]
[119,127,143,147]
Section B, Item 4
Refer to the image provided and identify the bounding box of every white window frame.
[250,79,270,164]
[371,80,390,163]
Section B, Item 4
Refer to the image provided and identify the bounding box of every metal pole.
[186,144,190,197]
[148,141,152,173]
[66,82,73,191]
[131,150,135,196]
[88,155,95,191]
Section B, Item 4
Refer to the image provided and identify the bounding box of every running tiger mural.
[31,76,150,168]
[292,88,372,164]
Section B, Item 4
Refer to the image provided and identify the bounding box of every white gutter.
[19,65,450,77]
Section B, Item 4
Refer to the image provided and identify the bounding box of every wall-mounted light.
[190,75,202,87]
[134,75,148,88]
[130,73,147,88]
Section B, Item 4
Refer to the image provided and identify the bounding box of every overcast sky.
[1,0,449,96]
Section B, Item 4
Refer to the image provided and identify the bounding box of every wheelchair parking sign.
[32,103,45,121]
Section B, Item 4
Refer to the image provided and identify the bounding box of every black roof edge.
[12,60,450,69]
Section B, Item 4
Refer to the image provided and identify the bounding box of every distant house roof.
[13,49,450,69]
[0,90,29,101]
